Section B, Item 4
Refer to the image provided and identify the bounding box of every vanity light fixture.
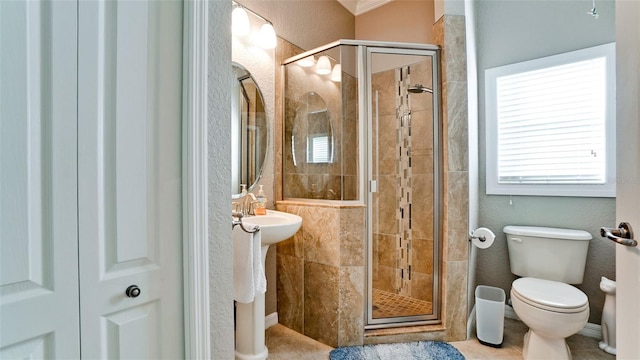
[257,22,277,49]
[232,5,250,37]
[330,64,342,82]
[232,1,278,49]
[297,55,315,67]
[316,56,332,75]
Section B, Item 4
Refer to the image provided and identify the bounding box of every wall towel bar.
[232,212,261,234]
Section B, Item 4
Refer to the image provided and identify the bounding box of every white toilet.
[504,225,592,360]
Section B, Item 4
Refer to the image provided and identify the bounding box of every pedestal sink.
[234,210,302,360]
[243,210,303,248]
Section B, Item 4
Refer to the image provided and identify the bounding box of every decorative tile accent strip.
[396,66,414,297]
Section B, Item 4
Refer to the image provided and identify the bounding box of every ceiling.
[337,0,393,15]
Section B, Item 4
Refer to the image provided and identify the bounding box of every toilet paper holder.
[469,231,487,243]
[469,227,496,249]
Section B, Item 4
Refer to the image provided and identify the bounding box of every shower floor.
[372,288,432,318]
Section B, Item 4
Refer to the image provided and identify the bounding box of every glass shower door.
[366,47,441,327]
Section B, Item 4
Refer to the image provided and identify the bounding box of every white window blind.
[307,134,331,163]
[486,43,616,197]
[496,58,606,184]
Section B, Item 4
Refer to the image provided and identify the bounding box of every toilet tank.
[504,225,592,284]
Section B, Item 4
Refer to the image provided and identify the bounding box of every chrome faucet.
[241,192,258,217]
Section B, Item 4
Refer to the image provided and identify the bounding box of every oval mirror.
[231,63,268,198]
[292,92,333,167]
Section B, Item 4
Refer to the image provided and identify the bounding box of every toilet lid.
[512,278,588,312]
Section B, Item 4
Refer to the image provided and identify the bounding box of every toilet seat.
[512,277,588,313]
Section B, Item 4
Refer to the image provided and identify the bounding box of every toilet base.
[523,329,572,360]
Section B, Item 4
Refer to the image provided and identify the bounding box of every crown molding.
[337,0,358,15]
[337,0,393,16]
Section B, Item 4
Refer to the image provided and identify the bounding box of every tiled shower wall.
[371,60,435,306]
[275,14,469,346]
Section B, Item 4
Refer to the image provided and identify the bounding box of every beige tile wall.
[276,201,366,347]
[436,14,470,342]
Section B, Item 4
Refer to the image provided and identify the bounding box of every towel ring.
[232,212,260,234]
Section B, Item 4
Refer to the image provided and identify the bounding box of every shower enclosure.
[282,40,441,329]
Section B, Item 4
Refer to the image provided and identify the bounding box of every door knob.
[125,285,141,298]
[600,222,637,247]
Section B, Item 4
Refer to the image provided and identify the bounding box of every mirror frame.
[231,62,269,198]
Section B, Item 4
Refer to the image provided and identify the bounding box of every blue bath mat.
[329,340,465,360]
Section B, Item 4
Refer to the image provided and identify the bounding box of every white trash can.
[475,285,505,347]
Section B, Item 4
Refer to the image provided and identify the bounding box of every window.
[485,43,616,197]
[307,134,332,163]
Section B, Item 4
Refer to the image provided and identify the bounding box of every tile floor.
[265,318,617,360]
[372,289,432,318]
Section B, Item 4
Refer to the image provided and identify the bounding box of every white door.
[77,0,184,358]
[0,1,80,358]
[1,0,185,358]
[614,1,640,358]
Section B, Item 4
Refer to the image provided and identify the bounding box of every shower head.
[407,84,433,94]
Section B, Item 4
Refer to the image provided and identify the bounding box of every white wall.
[208,1,235,358]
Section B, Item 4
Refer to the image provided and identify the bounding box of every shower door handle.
[600,222,637,247]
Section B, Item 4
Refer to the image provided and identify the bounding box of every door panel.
[366,48,441,327]
[78,0,184,358]
[103,301,161,359]
[0,334,53,359]
[615,0,640,357]
[0,0,79,357]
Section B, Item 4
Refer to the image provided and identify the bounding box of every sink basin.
[243,210,302,246]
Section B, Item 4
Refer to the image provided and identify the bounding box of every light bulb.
[330,64,342,82]
[232,6,250,37]
[316,56,331,75]
[257,23,277,49]
[297,55,315,67]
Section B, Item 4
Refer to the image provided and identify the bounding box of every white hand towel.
[233,224,266,303]
[253,229,267,296]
